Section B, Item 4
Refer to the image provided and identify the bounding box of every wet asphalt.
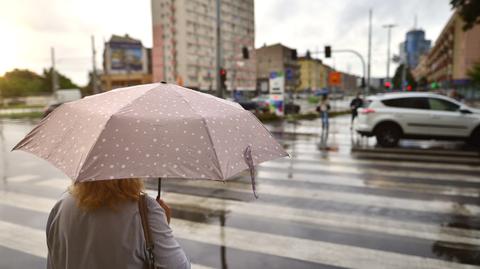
[1,116,480,268]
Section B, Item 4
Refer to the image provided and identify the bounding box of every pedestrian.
[46,178,190,269]
[317,94,330,132]
[350,92,364,128]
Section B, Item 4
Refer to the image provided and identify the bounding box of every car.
[355,92,480,147]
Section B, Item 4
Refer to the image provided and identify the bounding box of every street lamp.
[383,24,397,84]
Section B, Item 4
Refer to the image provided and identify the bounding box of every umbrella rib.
[166,85,225,180]
[77,84,161,180]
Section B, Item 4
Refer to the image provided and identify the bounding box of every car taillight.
[360,108,375,114]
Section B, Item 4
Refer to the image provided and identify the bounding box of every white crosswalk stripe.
[2,120,480,268]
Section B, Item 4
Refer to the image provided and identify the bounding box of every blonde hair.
[70,178,144,211]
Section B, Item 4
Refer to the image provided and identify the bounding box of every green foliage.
[0,68,79,98]
[468,62,480,84]
[42,68,80,90]
[392,64,417,90]
[0,69,48,97]
[451,0,480,31]
[307,95,319,104]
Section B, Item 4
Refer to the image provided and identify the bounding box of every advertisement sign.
[269,75,285,116]
[329,72,342,86]
[110,42,143,71]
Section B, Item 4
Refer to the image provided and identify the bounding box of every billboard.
[110,42,143,72]
[269,73,285,116]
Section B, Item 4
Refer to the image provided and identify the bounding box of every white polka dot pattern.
[13,83,288,182]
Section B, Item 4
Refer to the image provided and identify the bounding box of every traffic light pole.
[215,0,222,98]
[311,49,367,95]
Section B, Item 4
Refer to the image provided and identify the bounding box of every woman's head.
[70,178,144,211]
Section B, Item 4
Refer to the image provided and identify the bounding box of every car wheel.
[468,128,480,147]
[375,123,401,147]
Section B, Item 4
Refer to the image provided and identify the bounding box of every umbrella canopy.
[13,83,288,194]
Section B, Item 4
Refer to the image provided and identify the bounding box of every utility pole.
[215,0,223,98]
[51,47,59,94]
[367,9,372,96]
[91,35,99,94]
[383,24,396,83]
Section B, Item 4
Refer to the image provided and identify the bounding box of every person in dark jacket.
[350,93,364,128]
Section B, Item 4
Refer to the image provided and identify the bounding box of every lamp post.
[383,24,397,83]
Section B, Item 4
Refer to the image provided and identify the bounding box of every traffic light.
[385,81,392,90]
[220,68,227,90]
[325,46,331,58]
[242,46,249,59]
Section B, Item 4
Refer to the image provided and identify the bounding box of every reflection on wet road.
[1,116,480,268]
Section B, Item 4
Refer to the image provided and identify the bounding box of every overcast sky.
[0,0,453,85]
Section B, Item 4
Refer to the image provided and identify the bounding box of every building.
[101,35,152,91]
[426,11,480,88]
[412,54,429,81]
[399,29,431,69]
[297,56,327,92]
[340,72,360,92]
[151,0,256,92]
[256,43,300,94]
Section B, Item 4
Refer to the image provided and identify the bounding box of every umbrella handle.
[157,178,162,200]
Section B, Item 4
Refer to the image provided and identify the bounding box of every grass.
[0,111,43,119]
[256,110,350,123]
[0,104,45,109]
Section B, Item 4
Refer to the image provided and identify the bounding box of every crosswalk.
[1,118,480,268]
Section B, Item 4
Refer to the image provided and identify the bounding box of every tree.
[451,0,480,31]
[0,69,48,97]
[468,62,480,84]
[0,68,80,98]
[42,68,80,90]
[392,64,417,90]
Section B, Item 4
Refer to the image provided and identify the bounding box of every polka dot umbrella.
[13,82,288,198]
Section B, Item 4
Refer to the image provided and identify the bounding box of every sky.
[0,0,454,85]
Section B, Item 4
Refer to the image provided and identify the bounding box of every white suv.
[356,92,480,147]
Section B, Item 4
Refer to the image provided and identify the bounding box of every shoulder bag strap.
[138,193,155,269]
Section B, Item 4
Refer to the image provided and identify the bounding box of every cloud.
[1,0,453,85]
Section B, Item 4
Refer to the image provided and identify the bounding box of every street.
[1,116,480,269]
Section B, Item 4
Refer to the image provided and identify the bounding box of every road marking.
[3,188,479,247]
[0,220,46,258]
[36,176,480,216]
[169,218,480,269]
[4,175,38,183]
[255,170,480,198]
[1,212,479,269]
[276,153,480,172]
[166,178,480,217]
[0,220,213,269]
[260,161,480,183]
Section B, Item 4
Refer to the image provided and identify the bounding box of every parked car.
[251,95,272,112]
[355,92,480,147]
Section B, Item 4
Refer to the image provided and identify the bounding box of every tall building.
[101,35,152,91]
[256,43,300,94]
[399,29,431,69]
[426,11,480,87]
[151,0,256,92]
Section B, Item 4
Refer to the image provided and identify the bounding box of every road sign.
[286,68,293,81]
[329,72,342,86]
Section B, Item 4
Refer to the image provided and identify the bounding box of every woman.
[318,94,330,131]
[46,178,190,269]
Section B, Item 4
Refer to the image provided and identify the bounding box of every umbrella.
[13,82,288,198]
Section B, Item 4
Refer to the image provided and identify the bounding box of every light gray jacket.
[46,192,190,269]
